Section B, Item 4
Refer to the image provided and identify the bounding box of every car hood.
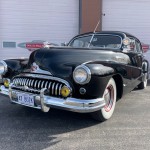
[26,47,130,77]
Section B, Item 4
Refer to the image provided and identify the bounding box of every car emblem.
[30,62,52,75]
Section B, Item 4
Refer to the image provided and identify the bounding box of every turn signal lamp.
[60,86,71,97]
[4,79,10,88]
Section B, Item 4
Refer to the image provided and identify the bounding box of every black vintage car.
[0,31,149,121]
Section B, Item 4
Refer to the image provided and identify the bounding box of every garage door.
[0,0,79,59]
[102,0,150,44]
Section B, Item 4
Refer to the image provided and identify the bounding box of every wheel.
[91,78,117,122]
[138,73,148,89]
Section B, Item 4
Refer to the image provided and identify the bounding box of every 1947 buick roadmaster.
[0,31,149,121]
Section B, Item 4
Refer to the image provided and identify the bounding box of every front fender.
[2,58,28,79]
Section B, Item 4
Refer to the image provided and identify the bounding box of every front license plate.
[17,94,34,106]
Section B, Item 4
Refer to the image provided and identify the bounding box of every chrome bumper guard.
[0,85,9,96]
[0,85,106,113]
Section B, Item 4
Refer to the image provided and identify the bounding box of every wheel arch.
[112,74,123,100]
[142,60,149,73]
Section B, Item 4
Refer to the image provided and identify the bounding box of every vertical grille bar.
[51,82,55,95]
[41,81,45,89]
[59,84,63,96]
[31,80,34,87]
[55,83,59,96]
[34,80,38,89]
[26,79,29,86]
[48,82,52,89]
[38,80,41,89]
[28,79,31,87]
[45,81,48,88]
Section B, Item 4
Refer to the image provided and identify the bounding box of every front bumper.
[0,85,9,96]
[0,85,106,113]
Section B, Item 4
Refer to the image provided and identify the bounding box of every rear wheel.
[91,78,117,122]
[138,73,148,89]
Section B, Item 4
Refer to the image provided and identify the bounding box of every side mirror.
[142,44,149,53]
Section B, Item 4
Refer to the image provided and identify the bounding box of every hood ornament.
[30,62,52,75]
[31,63,38,72]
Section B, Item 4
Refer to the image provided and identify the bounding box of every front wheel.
[91,78,117,122]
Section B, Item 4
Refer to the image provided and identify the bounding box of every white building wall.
[0,0,79,59]
[102,0,150,44]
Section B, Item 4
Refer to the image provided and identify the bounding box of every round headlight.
[0,61,8,75]
[73,65,91,85]
[123,38,130,46]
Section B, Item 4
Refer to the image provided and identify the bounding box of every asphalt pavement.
[0,81,150,150]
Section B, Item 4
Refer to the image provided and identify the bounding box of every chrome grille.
[12,76,66,97]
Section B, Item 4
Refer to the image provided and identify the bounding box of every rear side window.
[91,35,122,49]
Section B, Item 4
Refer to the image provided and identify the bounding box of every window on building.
[3,42,16,48]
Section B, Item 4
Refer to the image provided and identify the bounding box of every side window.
[135,40,142,53]
[129,38,136,52]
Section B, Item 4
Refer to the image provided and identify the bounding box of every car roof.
[74,31,137,39]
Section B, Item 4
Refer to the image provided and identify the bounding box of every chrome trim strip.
[11,85,40,93]
[16,73,71,88]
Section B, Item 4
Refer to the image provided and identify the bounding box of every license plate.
[17,93,34,106]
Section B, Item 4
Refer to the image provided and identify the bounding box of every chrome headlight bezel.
[73,65,91,85]
[0,61,8,75]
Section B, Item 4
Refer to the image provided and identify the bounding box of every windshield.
[69,34,122,50]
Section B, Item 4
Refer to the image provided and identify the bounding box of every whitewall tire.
[91,78,117,121]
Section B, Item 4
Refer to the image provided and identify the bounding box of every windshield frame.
[68,33,123,51]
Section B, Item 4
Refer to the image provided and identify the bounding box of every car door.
[130,38,143,78]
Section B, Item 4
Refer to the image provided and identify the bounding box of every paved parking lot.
[0,81,150,150]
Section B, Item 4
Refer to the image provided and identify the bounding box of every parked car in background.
[142,43,150,75]
[18,40,58,52]
[0,31,149,121]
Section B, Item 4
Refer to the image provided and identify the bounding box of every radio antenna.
[88,20,100,47]
[94,20,100,33]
